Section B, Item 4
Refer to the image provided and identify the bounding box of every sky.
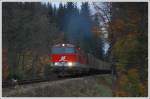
[42,1,82,8]
[42,1,96,14]
[52,2,82,8]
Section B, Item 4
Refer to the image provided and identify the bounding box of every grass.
[95,83,112,96]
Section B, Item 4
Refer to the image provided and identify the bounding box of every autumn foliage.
[109,3,148,96]
[2,48,9,80]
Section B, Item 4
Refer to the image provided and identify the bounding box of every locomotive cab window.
[52,47,75,54]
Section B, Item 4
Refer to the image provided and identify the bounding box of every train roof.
[52,43,75,48]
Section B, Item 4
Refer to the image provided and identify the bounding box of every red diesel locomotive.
[50,43,89,74]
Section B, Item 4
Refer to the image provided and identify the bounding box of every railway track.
[3,69,112,88]
[2,75,61,88]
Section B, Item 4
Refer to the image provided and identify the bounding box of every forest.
[2,2,148,96]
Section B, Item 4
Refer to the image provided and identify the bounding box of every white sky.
[51,2,82,8]
[42,1,95,14]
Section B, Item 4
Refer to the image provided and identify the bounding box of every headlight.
[54,62,58,66]
[68,62,73,67]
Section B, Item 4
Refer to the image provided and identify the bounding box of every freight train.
[50,43,111,76]
[2,43,112,81]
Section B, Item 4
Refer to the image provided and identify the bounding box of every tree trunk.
[31,53,38,79]
[21,52,25,79]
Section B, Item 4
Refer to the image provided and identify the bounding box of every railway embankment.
[3,74,113,97]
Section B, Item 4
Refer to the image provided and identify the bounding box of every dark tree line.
[3,2,105,57]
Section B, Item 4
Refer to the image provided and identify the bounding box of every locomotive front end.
[50,44,80,74]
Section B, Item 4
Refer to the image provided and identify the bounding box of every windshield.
[52,47,75,54]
